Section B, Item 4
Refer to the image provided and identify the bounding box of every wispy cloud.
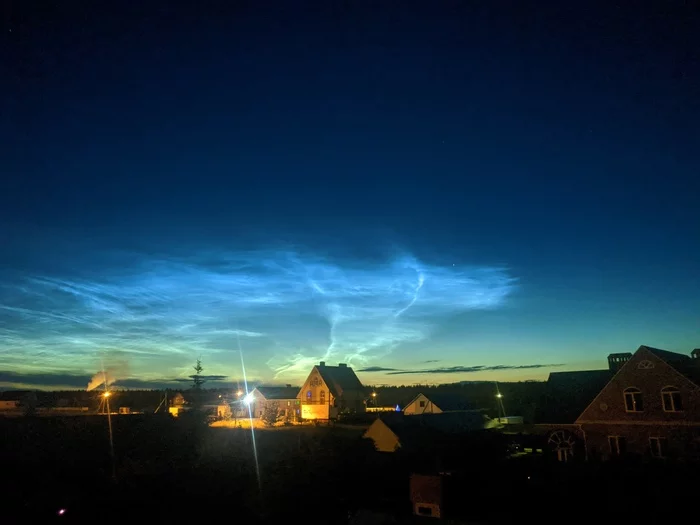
[0,249,517,385]
[358,363,564,375]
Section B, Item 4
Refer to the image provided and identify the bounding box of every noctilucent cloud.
[2,250,518,387]
[2,3,699,389]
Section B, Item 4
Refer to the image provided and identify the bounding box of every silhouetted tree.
[190,359,206,390]
[261,402,281,427]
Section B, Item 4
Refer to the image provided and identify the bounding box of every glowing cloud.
[0,249,516,384]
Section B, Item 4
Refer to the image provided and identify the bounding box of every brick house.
[576,345,700,461]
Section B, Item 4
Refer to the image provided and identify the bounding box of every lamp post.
[371,391,377,407]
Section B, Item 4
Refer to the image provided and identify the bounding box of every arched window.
[623,387,644,412]
[661,386,683,412]
[320,390,326,405]
[306,390,312,401]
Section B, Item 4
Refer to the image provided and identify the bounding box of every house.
[576,345,700,461]
[402,392,471,415]
[247,385,300,421]
[298,362,366,420]
[363,411,500,453]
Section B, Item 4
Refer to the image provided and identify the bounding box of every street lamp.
[236,390,243,397]
[371,392,377,406]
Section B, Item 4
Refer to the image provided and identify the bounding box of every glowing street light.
[103,392,111,398]
[496,393,503,399]
[243,392,255,405]
[236,390,243,397]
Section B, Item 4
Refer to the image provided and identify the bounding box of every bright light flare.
[57,509,66,516]
[103,392,111,398]
[243,392,255,405]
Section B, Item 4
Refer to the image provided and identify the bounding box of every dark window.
[417,506,433,516]
[320,391,325,404]
[650,437,668,458]
[608,436,627,456]
[623,388,644,412]
[661,387,683,412]
[419,400,426,408]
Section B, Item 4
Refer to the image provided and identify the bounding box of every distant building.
[248,385,300,421]
[298,362,366,420]
[0,400,20,411]
[363,412,500,453]
[576,345,700,462]
[402,392,471,415]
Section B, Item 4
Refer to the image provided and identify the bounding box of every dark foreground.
[2,415,699,524]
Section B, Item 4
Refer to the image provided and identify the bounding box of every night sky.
[2,2,699,390]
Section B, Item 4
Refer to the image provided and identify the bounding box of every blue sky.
[1,2,698,389]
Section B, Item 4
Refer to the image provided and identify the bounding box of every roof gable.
[405,391,471,412]
[254,386,300,400]
[373,412,498,449]
[577,346,700,423]
[316,364,365,397]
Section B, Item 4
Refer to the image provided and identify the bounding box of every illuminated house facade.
[576,345,700,461]
[298,362,367,420]
[248,386,300,421]
[402,392,471,415]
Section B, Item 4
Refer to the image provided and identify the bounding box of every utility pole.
[495,382,507,421]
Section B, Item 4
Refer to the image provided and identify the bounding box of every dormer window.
[661,387,683,412]
[623,387,644,412]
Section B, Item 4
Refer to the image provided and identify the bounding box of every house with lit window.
[247,385,300,421]
[576,345,700,461]
[298,362,367,420]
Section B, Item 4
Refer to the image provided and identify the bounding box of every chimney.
[607,352,632,372]
[691,349,700,360]
[338,363,347,368]
[319,361,326,367]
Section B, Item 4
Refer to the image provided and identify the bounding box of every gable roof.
[255,386,300,400]
[639,345,700,387]
[576,345,700,423]
[406,391,472,412]
[641,345,691,364]
[316,364,365,397]
[540,370,613,423]
[375,412,498,450]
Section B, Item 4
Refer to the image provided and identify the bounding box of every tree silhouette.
[190,359,206,390]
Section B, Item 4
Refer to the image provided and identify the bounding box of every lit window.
[623,387,644,412]
[608,436,626,456]
[661,387,683,412]
[649,437,668,458]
